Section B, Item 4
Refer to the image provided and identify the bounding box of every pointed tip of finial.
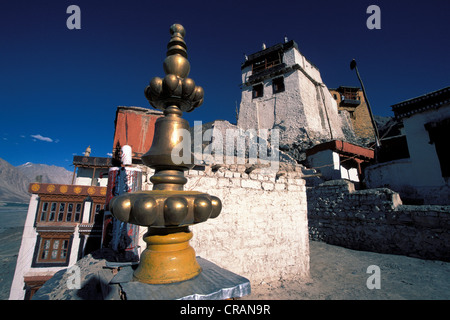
[166,23,188,59]
[145,24,204,112]
[163,23,190,78]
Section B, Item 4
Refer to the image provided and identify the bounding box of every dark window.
[272,77,285,94]
[342,88,358,100]
[40,202,48,221]
[49,203,56,221]
[252,84,264,99]
[75,203,82,222]
[348,111,356,120]
[251,51,282,74]
[425,118,450,178]
[378,135,410,163]
[66,203,73,222]
[57,203,65,221]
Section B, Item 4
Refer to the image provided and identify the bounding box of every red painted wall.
[112,107,163,159]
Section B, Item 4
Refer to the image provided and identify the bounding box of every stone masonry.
[307,180,450,261]
[138,163,310,285]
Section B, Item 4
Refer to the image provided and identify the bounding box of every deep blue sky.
[1,0,449,171]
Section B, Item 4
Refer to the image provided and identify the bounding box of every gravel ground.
[243,240,450,300]
[2,201,450,300]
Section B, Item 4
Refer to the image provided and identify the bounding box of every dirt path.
[243,240,450,300]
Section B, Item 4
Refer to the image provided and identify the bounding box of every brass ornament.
[110,24,222,284]
[144,24,204,113]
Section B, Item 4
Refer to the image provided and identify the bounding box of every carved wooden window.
[38,201,83,222]
[251,52,282,74]
[34,234,72,266]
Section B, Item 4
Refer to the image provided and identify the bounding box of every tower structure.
[238,40,349,147]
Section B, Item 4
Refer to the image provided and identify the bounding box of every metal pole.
[350,59,381,147]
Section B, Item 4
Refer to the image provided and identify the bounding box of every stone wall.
[139,164,310,285]
[307,180,450,261]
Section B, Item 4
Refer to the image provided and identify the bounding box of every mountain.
[17,162,72,185]
[0,158,73,203]
[0,158,31,203]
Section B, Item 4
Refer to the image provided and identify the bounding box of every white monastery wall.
[365,105,450,204]
[140,164,311,285]
[402,105,450,187]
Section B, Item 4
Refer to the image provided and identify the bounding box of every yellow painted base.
[133,227,202,284]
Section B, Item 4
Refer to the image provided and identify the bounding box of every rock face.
[31,249,122,300]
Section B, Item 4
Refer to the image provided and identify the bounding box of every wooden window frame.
[251,52,282,75]
[32,233,72,267]
[38,200,83,223]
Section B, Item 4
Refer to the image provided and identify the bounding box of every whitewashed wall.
[140,164,311,285]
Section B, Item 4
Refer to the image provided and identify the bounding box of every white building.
[9,155,110,300]
[365,86,450,204]
[306,140,374,185]
[238,40,352,147]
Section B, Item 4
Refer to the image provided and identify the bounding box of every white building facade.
[365,86,450,204]
[9,157,110,300]
[238,40,351,146]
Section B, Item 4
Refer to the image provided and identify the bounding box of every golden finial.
[110,24,222,284]
[145,24,204,112]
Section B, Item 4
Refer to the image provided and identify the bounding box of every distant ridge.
[17,162,72,185]
[0,158,72,203]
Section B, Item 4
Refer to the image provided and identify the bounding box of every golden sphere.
[163,55,190,79]
[210,196,222,219]
[164,197,188,226]
[192,86,204,102]
[133,196,157,226]
[194,196,212,223]
[149,77,163,98]
[182,78,196,97]
[163,74,179,93]
[110,196,132,222]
